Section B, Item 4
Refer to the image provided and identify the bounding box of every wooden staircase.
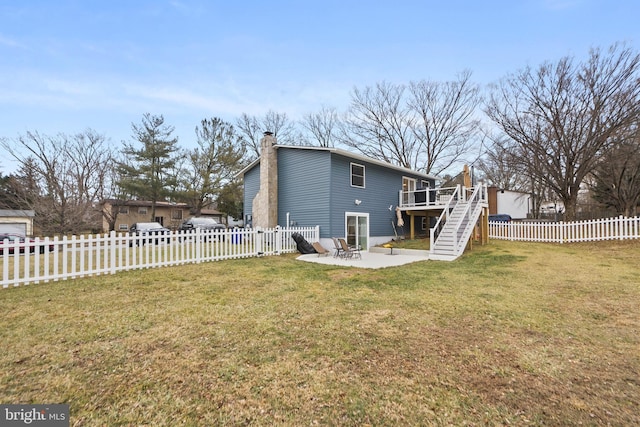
[430,185,487,261]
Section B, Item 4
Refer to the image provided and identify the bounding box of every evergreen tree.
[118,114,180,222]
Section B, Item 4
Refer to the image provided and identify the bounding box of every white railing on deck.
[489,216,640,243]
[1,226,319,288]
[399,186,459,208]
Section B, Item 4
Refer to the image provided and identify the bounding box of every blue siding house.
[238,133,438,251]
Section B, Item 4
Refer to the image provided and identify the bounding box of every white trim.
[403,176,417,190]
[345,212,370,250]
[350,162,365,188]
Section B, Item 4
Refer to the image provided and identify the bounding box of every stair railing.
[449,184,486,255]
[429,185,460,253]
[430,184,488,257]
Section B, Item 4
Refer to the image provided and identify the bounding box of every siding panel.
[278,149,332,235]
[330,153,434,238]
[243,165,260,226]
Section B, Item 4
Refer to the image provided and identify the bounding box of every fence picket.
[1,226,320,288]
[489,215,640,244]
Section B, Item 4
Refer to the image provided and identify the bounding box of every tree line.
[1,42,639,235]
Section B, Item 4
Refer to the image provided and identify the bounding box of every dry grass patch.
[1,241,639,425]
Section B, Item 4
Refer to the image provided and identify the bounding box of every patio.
[297,247,429,269]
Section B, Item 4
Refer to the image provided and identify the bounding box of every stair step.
[432,197,485,262]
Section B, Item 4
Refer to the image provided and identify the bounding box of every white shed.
[488,187,531,220]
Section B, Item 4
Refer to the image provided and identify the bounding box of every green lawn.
[1,240,638,426]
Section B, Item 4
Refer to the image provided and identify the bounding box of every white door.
[345,213,369,250]
[402,177,416,206]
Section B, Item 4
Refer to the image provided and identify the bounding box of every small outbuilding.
[0,209,35,236]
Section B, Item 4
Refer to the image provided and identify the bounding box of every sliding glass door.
[346,213,369,250]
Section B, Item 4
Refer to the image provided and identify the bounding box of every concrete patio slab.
[296,249,429,269]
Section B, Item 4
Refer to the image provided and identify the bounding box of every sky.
[1,0,639,173]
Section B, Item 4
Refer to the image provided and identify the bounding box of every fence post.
[275,226,281,255]
[110,231,117,275]
[255,228,263,256]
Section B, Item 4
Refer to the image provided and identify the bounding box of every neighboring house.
[487,187,531,220]
[0,209,35,236]
[238,132,439,250]
[101,200,191,232]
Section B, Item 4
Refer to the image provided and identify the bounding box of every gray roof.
[0,209,35,217]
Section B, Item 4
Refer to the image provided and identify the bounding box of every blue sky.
[1,0,639,172]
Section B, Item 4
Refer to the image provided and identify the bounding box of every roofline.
[0,209,36,217]
[101,199,190,208]
[235,145,439,180]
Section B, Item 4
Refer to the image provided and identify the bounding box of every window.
[402,177,416,205]
[118,206,129,214]
[350,163,365,188]
[171,209,183,220]
[138,207,148,215]
[118,224,129,231]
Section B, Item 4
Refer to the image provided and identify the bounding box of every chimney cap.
[263,131,273,136]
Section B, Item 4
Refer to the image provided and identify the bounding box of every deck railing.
[1,226,319,288]
[398,186,460,208]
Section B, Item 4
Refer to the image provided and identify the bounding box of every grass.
[1,240,639,426]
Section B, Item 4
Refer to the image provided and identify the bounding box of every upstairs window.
[351,163,365,188]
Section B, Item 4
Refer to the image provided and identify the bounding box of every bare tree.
[590,122,640,216]
[300,106,340,147]
[341,73,481,175]
[340,81,418,169]
[236,113,263,160]
[263,110,299,145]
[476,136,529,191]
[1,130,114,234]
[236,110,300,159]
[408,70,482,175]
[485,44,640,221]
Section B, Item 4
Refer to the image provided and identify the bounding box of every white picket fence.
[489,216,640,243]
[1,226,319,289]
